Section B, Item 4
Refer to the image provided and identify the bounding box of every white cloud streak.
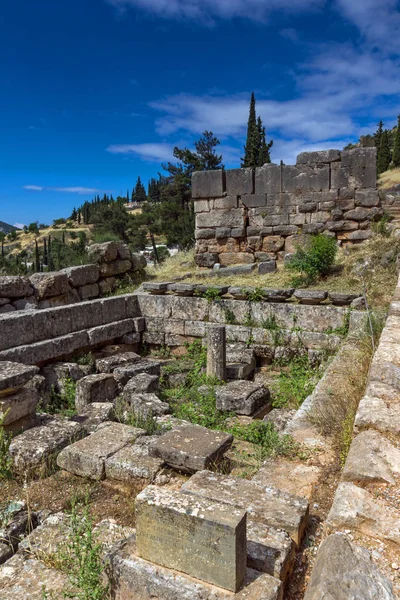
[107,143,175,162]
[23,185,103,194]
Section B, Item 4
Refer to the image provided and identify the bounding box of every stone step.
[9,415,85,476]
[56,422,145,480]
[182,471,309,546]
[107,533,283,600]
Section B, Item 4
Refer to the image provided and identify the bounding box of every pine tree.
[375,120,384,150]
[392,116,400,168]
[71,207,78,221]
[377,130,391,175]
[258,120,273,166]
[134,176,147,203]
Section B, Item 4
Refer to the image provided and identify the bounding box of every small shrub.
[227,421,297,460]
[244,287,265,302]
[371,212,392,237]
[224,308,237,324]
[73,353,94,367]
[244,312,255,327]
[261,314,284,346]
[286,234,338,284]
[0,410,12,480]
[201,287,223,304]
[49,377,77,417]
[150,245,170,263]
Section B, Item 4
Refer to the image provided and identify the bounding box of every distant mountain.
[0,221,18,234]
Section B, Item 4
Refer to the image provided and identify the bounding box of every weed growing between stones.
[224,308,237,324]
[226,421,297,460]
[114,397,164,435]
[325,310,351,336]
[271,356,322,410]
[195,287,223,303]
[48,377,77,417]
[0,410,12,480]
[244,287,265,302]
[261,314,284,346]
[72,353,95,367]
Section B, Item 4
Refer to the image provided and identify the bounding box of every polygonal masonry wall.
[192,148,381,267]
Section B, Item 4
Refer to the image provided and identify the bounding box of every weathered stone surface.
[195,252,219,268]
[0,543,13,565]
[136,485,247,592]
[241,194,267,208]
[196,208,245,229]
[253,460,321,502]
[131,252,147,271]
[263,288,294,302]
[219,253,255,266]
[327,482,400,546]
[195,228,216,240]
[0,304,15,314]
[182,471,309,545]
[115,359,162,382]
[0,276,33,299]
[72,402,114,433]
[0,362,38,393]
[293,289,328,305]
[168,283,195,296]
[355,188,380,207]
[304,534,395,600]
[30,271,70,299]
[99,259,132,278]
[42,362,91,395]
[143,282,171,294]
[61,264,100,287]
[207,325,226,381]
[0,510,38,553]
[75,373,118,412]
[0,386,39,426]
[245,520,294,580]
[344,206,374,221]
[96,352,141,373]
[149,425,233,473]
[88,319,134,346]
[0,553,70,599]
[255,164,281,194]
[213,197,238,210]
[216,381,270,416]
[296,149,341,164]
[105,444,165,481]
[192,170,225,199]
[340,147,377,189]
[354,391,400,435]
[9,415,85,475]
[124,373,159,396]
[258,260,277,275]
[342,430,400,485]
[78,282,99,300]
[57,422,145,479]
[87,241,119,263]
[226,167,253,196]
[125,393,170,419]
[328,292,360,306]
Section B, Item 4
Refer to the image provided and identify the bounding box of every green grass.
[48,377,77,417]
[271,355,322,409]
[0,410,12,480]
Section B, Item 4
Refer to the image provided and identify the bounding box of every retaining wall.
[192,148,381,267]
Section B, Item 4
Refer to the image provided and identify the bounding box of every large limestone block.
[253,460,321,502]
[61,264,100,287]
[354,386,400,435]
[78,282,99,300]
[130,252,147,271]
[9,415,85,475]
[246,521,294,580]
[123,373,159,395]
[170,296,209,321]
[32,305,73,340]
[327,482,400,546]
[136,485,247,592]
[196,208,245,229]
[87,319,134,345]
[114,359,162,382]
[226,168,254,196]
[0,311,36,351]
[105,444,165,481]
[30,271,70,299]
[149,424,233,473]
[304,534,395,600]
[57,422,145,479]
[255,164,281,194]
[125,392,170,419]
[0,276,33,298]
[87,241,119,263]
[215,381,270,416]
[219,253,255,266]
[0,386,39,426]
[340,147,377,188]
[75,373,118,412]
[342,430,400,485]
[0,362,38,393]
[192,169,225,199]
[96,352,141,373]
[296,149,341,164]
[182,471,309,545]
[42,362,91,395]
[99,259,132,278]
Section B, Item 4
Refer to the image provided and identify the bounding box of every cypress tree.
[375,120,384,149]
[392,115,400,168]
[35,240,40,273]
[242,92,258,167]
[258,121,273,166]
[377,130,391,175]
[43,238,48,266]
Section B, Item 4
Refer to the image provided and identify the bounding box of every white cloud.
[23,185,103,195]
[107,143,175,162]
[106,0,325,23]
[13,222,25,229]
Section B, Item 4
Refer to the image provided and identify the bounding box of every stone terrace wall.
[0,241,146,314]
[192,148,381,268]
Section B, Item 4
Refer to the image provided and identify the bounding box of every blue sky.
[1,0,400,226]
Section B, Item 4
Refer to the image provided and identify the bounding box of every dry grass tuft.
[378,167,400,190]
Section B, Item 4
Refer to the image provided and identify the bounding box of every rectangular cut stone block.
[296,149,341,164]
[340,148,377,188]
[57,422,145,480]
[0,311,35,351]
[196,208,245,229]
[100,296,127,323]
[255,164,281,194]
[193,199,210,213]
[182,471,309,546]
[32,305,72,341]
[149,424,233,473]
[61,264,100,287]
[105,444,165,481]
[136,485,247,592]
[213,196,238,210]
[0,362,38,393]
[226,168,254,196]
[68,300,104,331]
[0,387,39,425]
[241,194,267,208]
[192,170,225,199]
[87,319,134,345]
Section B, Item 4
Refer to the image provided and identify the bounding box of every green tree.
[392,116,400,168]
[258,117,273,166]
[377,130,391,175]
[133,176,147,203]
[375,120,384,150]
[242,93,273,167]
[70,207,78,221]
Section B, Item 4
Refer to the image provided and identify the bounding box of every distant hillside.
[0,221,18,234]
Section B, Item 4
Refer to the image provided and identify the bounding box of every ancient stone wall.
[192,148,381,268]
[0,241,146,314]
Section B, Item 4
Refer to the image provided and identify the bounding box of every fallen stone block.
[327,482,400,546]
[57,422,145,480]
[303,534,395,600]
[9,415,85,475]
[123,373,159,397]
[182,471,309,546]
[246,520,294,580]
[114,359,163,381]
[96,351,141,373]
[30,271,70,299]
[61,264,100,287]
[126,393,170,419]
[226,361,256,380]
[342,430,400,486]
[0,553,70,599]
[168,283,195,297]
[75,373,118,412]
[263,288,294,302]
[72,402,114,433]
[42,362,92,394]
[0,362,38,394]
[0,386,39,426]
[87,319,134,346]
[88,241,119,263]
[258,260,277,275]
[136,485,247,592]
[149,424,233,473]
[105,443,165,481]
[99,259,132,278]
[216,381,270,416]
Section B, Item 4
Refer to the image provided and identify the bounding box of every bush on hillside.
[286,233,338,284]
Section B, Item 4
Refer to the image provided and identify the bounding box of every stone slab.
[123,373,159,395]
[182,471,309,546]
[0,386,39,426]
[246,520,294,580]
[253,460,321,502]
[9,414,85,475]
[342,430,400,486]
[72,402,115,433]
[0,276,33,299]
[304,534,395,600]
[105,444,165,482]
[114,359,162,380]
[57,422,145,480]
[75,373,118,412]
[96,351,141,373]
[0,362,39,393]
[216,381,270,416]
[125,392,170,419]
[136,485,247,592]
[149,424,233,473]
